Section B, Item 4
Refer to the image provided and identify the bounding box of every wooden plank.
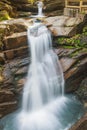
[81,5,87,7]
[65,0,68,7]
[80,0,83,12]
[66,0,80,2]
[65,0,87,10]
[67,6,80,8]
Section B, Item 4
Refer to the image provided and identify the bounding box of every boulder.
[3,32,27,50]
[75,78,87,102]
[0,101,17,118]
[0,90,18,118]
[65,57,87,93]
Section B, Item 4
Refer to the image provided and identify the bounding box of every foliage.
[0,10,11,21]
[28,0,36,4]
[28,0,37,4]
[57,26,87,49]
[0,0,17,21]
[28,0,44,4]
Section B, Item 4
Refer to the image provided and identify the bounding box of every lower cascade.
[0,23,83,130]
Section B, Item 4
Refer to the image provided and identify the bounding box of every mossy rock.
[0,0,17,21]
[0,10,11,21]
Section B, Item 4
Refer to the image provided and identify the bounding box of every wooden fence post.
[80,0,83,12]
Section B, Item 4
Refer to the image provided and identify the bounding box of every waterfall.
[37,1,43,16]
[22,23,64,111]
[15,23,83,130]
[1,23,83,130]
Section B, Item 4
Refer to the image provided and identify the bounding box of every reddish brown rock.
[4,46,29,60]
[3,32,27,50]
[0,101,17,118]
[0,90,18,118]
[60,57,76,72]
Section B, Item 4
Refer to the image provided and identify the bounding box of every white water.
[37,1,43,16]
[30,1,45,18]
[15,23,83,130]
[22,23,64,111]
[1,23,83,130]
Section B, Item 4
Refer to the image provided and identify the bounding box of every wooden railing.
[65,0,87,13]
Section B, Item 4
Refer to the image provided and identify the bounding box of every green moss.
[57,31,87,49]
[0,10,11,21]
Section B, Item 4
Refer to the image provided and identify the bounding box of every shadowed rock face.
[0,0,64,20]
[12,0,65,16]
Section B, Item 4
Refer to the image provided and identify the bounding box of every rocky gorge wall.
[0,0,65,20]
[0,17,87,119]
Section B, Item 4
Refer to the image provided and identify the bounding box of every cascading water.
[37,1,43,16]
[0,23,83,130]
[31,1,45,18]
[22,23,64,112]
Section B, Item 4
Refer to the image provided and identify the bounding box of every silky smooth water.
[30,1,45,18]
[0,23,83,130]
[37,1,43,16]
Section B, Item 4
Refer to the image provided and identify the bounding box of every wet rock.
[0,89,18,118]
[8,57,30,69]
[0,90,16,103]
[75,78,87,102]
[65,57,87,93]
[69,113,87,130]
[0,101,17,118]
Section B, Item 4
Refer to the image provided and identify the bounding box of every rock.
[69,113,87,130]
[0,90,16,103]
[3,32,27,50]
[15,66,28,76]
[60,57,76,72]
[0,89,18,118]
[65,57,87,93]
[0,101,17,118]
[17,78,26,86]
[4,46,29,60]
[12,0,64,16]
[75,78,87,102]
[46,16,84,36]
[7,57,30,69]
